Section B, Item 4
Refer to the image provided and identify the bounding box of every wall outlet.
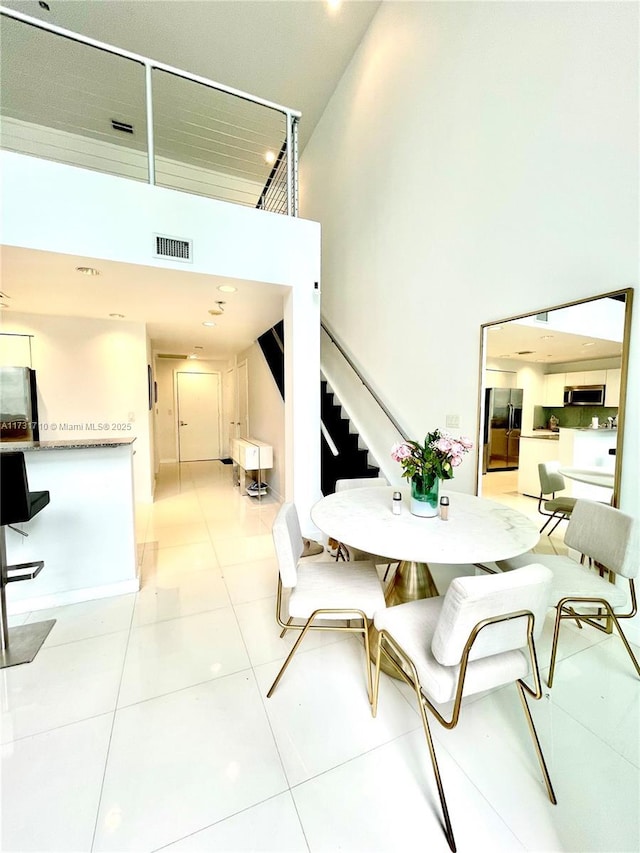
[446,414,460,428]
[128,411,135,422]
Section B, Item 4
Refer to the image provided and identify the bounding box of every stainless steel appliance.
[563,384,606,406]
[483,387,523,472]
[0,367,40,441]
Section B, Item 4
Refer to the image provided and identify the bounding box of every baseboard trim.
[7,578,140,616]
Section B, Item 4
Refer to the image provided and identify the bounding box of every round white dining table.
[312,486,540,676]
[312,486,539,593]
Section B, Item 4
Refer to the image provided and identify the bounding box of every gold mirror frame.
[476,287,633,509]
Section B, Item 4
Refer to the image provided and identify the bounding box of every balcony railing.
[0,6,300,215]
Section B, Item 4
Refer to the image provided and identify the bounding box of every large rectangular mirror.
[476,289,633,525]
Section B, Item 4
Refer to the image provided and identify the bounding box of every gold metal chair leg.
[414,682,457,852]
[374,632,456,851]
[267,616,315,698]
[279,617,293,639]
[371,638,382,717]
[547,605,564,688]
[605,612,640,678]
[516,682,557,804]
[361,619,374,704]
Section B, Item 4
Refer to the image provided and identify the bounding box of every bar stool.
[0,451,56,668]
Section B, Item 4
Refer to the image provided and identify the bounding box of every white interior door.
[237,359,249,438]
[176,371,221,462]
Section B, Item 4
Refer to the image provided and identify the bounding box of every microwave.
[563,385,606,406]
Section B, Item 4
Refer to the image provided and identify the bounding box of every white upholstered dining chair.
[371,564,556,853]
[267,502,386,701]
[496,498,639,687]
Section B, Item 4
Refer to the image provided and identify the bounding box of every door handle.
[180,421,188,426]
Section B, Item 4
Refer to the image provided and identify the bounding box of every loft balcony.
[0,6,300,216]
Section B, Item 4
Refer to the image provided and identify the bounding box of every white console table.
[231,438,273,499]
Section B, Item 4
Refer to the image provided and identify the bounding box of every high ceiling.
[0,0,381,358]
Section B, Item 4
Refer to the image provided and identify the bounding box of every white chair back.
[431,564,552,666]
[538,461,565,495]
[565,499,637,579]
[272,502,303,588]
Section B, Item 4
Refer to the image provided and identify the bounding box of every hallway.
[2,462,638,851]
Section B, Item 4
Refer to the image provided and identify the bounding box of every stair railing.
[321,319,410,442]
[320,421,339,457]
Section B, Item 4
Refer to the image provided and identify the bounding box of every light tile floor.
[2,462,638,852]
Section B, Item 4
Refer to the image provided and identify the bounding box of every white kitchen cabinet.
[605,368,621,407]
[542,373,565,406]
[517,436,560,497]
[564,369,606,386]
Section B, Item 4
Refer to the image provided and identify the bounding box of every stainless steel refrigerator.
[0,366,40,442]
[483,387,523,472]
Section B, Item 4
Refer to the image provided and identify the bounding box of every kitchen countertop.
[566,427,617,433]
[0,438,136,452]
[522,432,559,440]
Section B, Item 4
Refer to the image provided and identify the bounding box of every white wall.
[237,341,285,501]
[301,1,639,633]
[0,311,153,501]
[1,150,322,531]
[300,0,637,506]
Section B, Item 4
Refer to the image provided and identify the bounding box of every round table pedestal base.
[369,560,439,678]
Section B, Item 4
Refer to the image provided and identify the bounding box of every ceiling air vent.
[154,234,193,263]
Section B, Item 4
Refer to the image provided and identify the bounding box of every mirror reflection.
[478,290,631,538]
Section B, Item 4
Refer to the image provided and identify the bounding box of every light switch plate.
[446,414,460,428]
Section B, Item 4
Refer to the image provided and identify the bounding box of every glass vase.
[410,476,440,517]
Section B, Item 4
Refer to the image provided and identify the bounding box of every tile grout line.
[88,579,139,852]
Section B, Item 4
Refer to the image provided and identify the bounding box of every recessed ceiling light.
[489,325,503,332]
[188,354,198,360]
[264,150,276,165]
[217,285,237,293]
[109,313,125,319]
[327,0,342,12]
[76,266,100,276]
[194,345,203,350]
[202,321,216,327]
[582,342,596,347]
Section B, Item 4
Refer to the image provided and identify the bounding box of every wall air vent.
[154,234,193,263]
[157,353,188,359]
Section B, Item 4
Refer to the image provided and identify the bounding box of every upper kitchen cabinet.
[564,369,607,386]
[605,368,621,407]
[542,373,565,406]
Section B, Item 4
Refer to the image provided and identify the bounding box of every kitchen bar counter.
[558,428,616,501]
[4,440,138,614]
[0,437,135,452]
